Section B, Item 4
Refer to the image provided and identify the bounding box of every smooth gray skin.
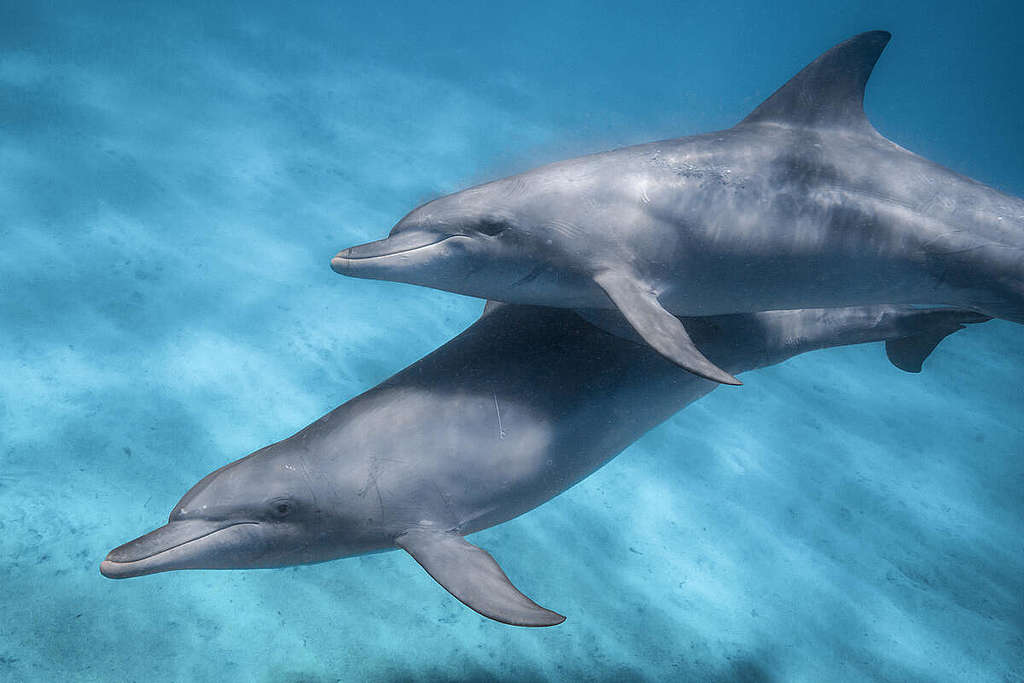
[331,31,1024,384]
[100,303,983,626]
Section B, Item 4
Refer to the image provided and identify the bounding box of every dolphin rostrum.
[100,303,984,626]
[331,31,1023,385]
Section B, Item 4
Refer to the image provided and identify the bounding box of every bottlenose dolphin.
[331,31,1024,385]
[100,304,984,625]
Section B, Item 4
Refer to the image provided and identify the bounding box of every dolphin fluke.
[593,270,742,385]
[397,529,566,627]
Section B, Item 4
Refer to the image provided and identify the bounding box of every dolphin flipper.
[593,270,742,385]
[397,529,565,627]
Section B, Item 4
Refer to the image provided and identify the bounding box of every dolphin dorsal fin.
[481,300,506,318]
[739,30,891,132]
[885,326,963,373]
[884,309,990,373]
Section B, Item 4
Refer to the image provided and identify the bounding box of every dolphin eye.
[476,220,507,237]
[270,499,293,519]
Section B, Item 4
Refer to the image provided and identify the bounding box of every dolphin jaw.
[332,233,465,266]
[100,521,261,579]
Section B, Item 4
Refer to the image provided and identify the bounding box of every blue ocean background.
[2,1,1022,680]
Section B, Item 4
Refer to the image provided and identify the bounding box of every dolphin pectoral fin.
[397,529,565,627]
[593,271,742,385]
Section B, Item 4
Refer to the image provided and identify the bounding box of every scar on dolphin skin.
[492,391,507,440]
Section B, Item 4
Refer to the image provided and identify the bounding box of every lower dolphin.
[101,305,985,625]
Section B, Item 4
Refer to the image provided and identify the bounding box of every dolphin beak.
[330,231,456,275]
[100,520,260,579]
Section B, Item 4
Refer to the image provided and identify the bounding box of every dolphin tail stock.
[885,308,991,373]
[592,270,742,385]
[396,529,566,627]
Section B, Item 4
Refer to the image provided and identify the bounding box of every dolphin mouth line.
[335,235,459,262]
[105,521,259,565]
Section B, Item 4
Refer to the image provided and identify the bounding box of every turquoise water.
[2,1,1023,680]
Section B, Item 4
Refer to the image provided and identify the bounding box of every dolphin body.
[101,303,983,626]
[331,31,1024,385]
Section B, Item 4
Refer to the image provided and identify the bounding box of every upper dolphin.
[100,302,984,626]
[331,31,1024,385]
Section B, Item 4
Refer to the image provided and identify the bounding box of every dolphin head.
[100,445,341,579]
[331,177,600,306]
